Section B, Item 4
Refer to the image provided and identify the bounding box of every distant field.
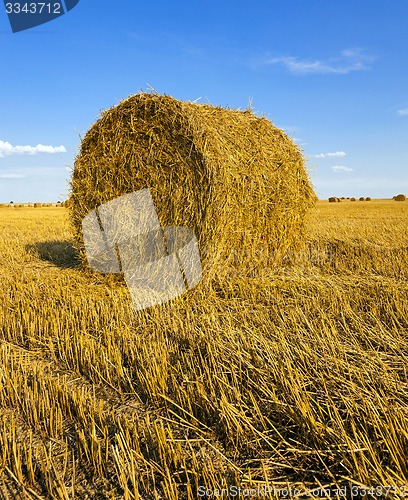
[0,201,407,498]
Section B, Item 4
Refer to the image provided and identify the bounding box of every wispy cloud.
[0,173,26,179]
[331,165,353,173]
[312,151,346,158]
[264,49,374,75]
[397,108,408,116]
[0,140,67,158]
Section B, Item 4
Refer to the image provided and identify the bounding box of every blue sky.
[0,0,407,202]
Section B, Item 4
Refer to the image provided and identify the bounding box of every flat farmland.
[0,201,407,499]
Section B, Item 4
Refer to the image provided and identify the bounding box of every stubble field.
[0,200,407,499]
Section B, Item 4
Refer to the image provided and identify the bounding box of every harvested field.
[0,200,407,498]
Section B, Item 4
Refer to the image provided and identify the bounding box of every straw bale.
[70,93,316,279]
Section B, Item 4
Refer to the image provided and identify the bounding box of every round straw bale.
[394,194,407,201]
[328,197,337,203]
[70,93,316,279]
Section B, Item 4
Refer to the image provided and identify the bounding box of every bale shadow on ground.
[26,241,81,269]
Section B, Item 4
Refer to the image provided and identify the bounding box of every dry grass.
[0,201,407,498]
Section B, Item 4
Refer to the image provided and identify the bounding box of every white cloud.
[276,124,298,135]
[0,173,26,179]
[293,139,308,146]
[331,165,353,173]
[0,140,67,158]
[312,151,347,158]
[265,48,374,75]
[397,108,408,116]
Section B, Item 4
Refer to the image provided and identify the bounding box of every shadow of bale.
[26,241,81,269]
